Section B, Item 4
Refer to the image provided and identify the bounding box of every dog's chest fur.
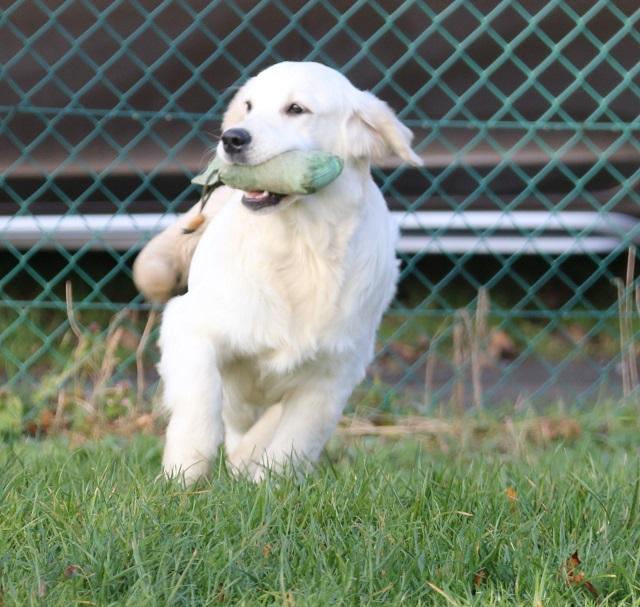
[215,207,360,406]
[255,205,359,370]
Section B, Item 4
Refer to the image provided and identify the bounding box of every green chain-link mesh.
[1,0,639,410]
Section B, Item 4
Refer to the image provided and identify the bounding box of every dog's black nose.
[221,128,252,155]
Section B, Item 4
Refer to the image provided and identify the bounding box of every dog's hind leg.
[159,296,223,485]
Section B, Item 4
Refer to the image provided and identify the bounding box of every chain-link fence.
[1,1,639,412]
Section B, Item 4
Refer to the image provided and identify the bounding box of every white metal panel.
[0,211,637,254]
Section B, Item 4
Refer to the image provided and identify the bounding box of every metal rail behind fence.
[1,1,639,410]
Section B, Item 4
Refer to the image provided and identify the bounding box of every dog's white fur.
[159,61,421,483]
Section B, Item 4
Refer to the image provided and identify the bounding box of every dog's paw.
[226,454,269,483]
[250,464,268,483]
[161,457,210,486]
[226,457,257,481]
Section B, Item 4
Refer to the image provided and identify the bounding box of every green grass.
[1,407,640,605]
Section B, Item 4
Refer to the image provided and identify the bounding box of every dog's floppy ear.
[341,90,422,166]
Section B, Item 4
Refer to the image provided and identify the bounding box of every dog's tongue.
[246,190,270,200]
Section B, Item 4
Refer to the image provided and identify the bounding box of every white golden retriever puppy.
[158,61,421,483]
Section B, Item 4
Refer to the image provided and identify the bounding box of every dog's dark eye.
[245,100,252,112]
[286,103,307,115]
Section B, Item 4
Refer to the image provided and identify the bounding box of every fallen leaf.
[473,568,487,588]
[24,409,56,437]
[64,564,80,578]
[262,544,272,558]
[562,551,598,598]
[564,550,583,578]
[488,329,518,361]
[39,409,56,434]
[505,487,519,512]
[215,583,226,603]
[583,579,600,598]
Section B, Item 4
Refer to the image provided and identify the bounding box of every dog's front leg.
[159,296,223,485]
[252,377,353,481]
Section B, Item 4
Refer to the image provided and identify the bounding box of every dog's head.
[217,61,421,211]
